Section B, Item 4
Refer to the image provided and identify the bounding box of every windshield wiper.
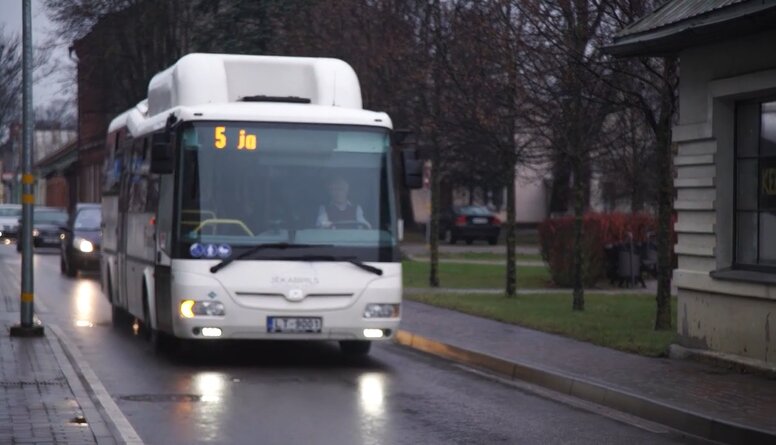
[276,254,383,276]
[210,243,331,273]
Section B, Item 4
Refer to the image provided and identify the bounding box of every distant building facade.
[36,15,124,209]
[1,123,75,206]
[611,0,776,369]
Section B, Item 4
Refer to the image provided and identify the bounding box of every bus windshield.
[177,122,397,261]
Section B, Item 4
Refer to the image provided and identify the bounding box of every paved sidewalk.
[398,300,776,444]
[0,292,112,443]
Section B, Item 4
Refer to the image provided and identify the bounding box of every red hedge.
[537,212,658,287]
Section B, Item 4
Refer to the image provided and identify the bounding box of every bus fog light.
[363,329,384,338]
[201,327,222,337]
[363,304,399,319]
[180,300,225,318]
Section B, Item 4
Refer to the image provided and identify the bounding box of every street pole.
[11,0,44,337]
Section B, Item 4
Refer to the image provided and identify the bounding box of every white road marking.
[50,324,145,445]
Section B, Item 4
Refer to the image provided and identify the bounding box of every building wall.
[673,28,776,367]
[45,176,69,208]
[410,164,549,225]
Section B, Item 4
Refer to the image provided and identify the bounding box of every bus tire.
[106,274,124,328]
[339,340,371,356]
[111,305,125,328]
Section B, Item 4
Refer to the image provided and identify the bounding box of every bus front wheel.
[339,340,371,356]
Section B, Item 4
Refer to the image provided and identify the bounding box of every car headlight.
[363,303,400,319]
[74,237,94,253]
[32,229,39,237]
[180,300,225,318]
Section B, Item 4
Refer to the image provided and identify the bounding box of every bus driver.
[316,176,371,229]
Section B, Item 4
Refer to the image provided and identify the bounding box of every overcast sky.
[0,0,75,109]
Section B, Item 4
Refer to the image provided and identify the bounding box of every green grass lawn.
[407,292,677,357]
[435,252,543,262]
[401,228,539,248]
[515,231,539,245]
[403,260,551,289]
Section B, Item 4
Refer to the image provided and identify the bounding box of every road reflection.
[195,372,226,403]
[359,373,385,416]
[358,372,388,444]
[73,279,100,328]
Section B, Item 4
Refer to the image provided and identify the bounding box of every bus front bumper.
[172,317,400,341]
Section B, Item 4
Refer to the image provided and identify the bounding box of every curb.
[46,325,116,444]
[49,324,144,445]
[394,329,776,445]
[670,344,776,379]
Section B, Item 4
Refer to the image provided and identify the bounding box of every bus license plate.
[267,317,322,333]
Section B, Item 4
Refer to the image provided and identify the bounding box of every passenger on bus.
[316,176,371,229]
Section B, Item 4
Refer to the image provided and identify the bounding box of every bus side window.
[128,139,149,213]
[103,131,123,194]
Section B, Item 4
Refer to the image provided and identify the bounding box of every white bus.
[101,54,421,355]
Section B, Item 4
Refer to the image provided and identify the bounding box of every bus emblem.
[287,288,305,302]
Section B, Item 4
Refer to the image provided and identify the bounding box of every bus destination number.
[214,126,258,151]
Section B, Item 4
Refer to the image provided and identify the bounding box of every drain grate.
[119,394,202,403]
[0,378,66,387]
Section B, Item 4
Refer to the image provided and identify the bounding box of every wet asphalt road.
[0,244,706,445]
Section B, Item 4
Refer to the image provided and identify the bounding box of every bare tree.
[603,0,678,330]
[45,0,198,111]
[0,27,23,137]
[35,98,77,130]
[443,0,534,297]
[518,0,614,310]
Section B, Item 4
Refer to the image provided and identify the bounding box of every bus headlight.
[180,300,225,318]
[363,304,400,319]
[75,237,94,253]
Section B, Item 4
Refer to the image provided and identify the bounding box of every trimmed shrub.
[538,212,657,287]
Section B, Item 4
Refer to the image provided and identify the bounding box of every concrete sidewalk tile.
[0,293,99,444]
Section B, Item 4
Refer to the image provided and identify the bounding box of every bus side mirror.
[401,149,423,189]
[150,132,173,174]
[393,129,413,146]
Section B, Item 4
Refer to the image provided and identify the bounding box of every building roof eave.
[35,139,79,172]
[606,1,776,57]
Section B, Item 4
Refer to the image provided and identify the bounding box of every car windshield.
[75,208,101,230]
[35,210,67,225]
[0,207,20,217]
[176,122,397,261]
[458,206,491,216]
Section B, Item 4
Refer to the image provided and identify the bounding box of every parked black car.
[60,204,102,277]
[16,207,68,252]
[439,205,501,245]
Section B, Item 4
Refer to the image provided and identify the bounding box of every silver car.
[0,204,21,241]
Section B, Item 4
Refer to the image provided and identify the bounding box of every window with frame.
[735,99,776,269]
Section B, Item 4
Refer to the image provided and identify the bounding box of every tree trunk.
[506,166,517,297]
[654,57,677,330]
[572,161,585,311]
[429,143,440,288]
